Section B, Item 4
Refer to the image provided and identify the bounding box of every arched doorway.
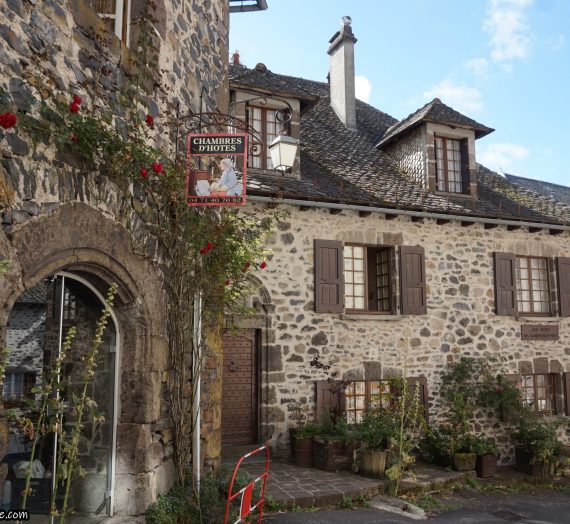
[2,271,119,521]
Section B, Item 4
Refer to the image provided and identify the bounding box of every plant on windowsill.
[511,414,563,477]
[471,435,499,478]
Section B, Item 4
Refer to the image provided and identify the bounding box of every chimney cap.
[341,16,352,26]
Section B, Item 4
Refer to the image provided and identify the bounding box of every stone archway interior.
[2,274,117,519]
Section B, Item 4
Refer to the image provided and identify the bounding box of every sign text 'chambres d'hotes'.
[189,135,246,155]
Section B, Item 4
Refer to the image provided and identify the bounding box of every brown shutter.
[400,246,427,315]
[314,239,344,313]
[460,139,470,194]
[548,258,558,316]
[564,372,570,416]
[407,376,429,423]
[556,257,570,317]
[315,380,345,423]
[390,247,397,314]
[493,252,517,316]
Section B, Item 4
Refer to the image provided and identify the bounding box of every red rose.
[69,102,79,113]
[224,279,231,286]
[70,133,78,143]
[260,261,267,269]
[242,261,251,273]
[199,247,207,255]
[140,167,148,177]
[152,161,163,174]
[206,241,214,251]
[73,95,82,105]
[145,115,154,127]
[0,112,17,129]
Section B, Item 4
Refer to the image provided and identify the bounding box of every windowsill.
[434,191,473,199]
[341,313,403,321]
[517,316,561,322]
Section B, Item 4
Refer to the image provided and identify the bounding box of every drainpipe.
[247,195,570,231]
[192,292,203,489]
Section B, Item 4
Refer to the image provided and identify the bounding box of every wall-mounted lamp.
[268,106,299,172]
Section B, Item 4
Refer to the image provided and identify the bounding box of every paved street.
[262,486,570,523]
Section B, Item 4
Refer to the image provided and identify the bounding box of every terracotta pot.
[294,437,313,467]
[476,454,497,478]
[452,452,476,471]
[359,449,387,478]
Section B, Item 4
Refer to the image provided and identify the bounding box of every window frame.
[515,255,551,316]
[520,373,558,415]
[344,243,394,315]
[246,105,280,170]
[90,0,131,46]
[434,135,466,194]
[344,379,394,424]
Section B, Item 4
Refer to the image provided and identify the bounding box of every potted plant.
[511,416,562,477]
[451,432,477,472]
[312,416,356,472]
[472,435,499,478]
[292,421,322,467]
[421,423,455,467]
[355,406,398,478]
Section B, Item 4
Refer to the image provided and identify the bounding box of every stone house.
[0,0,264,517]
[225,19,570,461]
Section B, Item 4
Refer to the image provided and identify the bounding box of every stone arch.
[0,202,171,515]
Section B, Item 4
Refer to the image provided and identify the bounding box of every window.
[521,374,557,414]
[88,0,131,45]
[435,136,468,194]
[516,256,550,314]
[314,240,426,315]
[246,106,279,169]
[344,245,392,312]
[316,377,429,424]
[494,253,570,317]
[2,371,36,402]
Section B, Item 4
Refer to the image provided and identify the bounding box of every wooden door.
[222,329,258,445]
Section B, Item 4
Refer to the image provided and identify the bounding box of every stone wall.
[251,202,570,462]
[0,0,229,514]
[383,126,426,188]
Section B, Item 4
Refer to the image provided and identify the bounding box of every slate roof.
[376,98,494,148]
[505,174,570,207]
[18,282,48,304]
[230,64,570,227]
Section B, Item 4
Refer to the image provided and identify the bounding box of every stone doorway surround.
[0,203,171,516]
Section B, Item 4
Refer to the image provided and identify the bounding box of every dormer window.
[435,136,468,193]
[247,106,278,169]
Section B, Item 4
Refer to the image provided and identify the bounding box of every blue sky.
[229,0,570,187]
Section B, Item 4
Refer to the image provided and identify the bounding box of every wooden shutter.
[400,246,427,315]
[314,239,344,313]
[407,376,429,423]
[315,380,345,423]
[557,257,570,317]
[562,372,570,416]
[460,139,470,194]
[493,252,517,316]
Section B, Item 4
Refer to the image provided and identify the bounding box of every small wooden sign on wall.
[521,324,559,341]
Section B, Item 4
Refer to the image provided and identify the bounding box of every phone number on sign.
[0,510,29,521]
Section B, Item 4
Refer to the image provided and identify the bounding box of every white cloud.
[355,75,372,103]
[547,34,565,51]
[423,80,484,114]
[465,57,490,78]
[484,0,534,63]
[477,143,530,172]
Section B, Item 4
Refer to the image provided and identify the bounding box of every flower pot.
[313,437,354,471]
[514,446,551,477]
[452,452,476,471]
[294,437,313,467]
[359,449,387,478]
[476,454,497,478]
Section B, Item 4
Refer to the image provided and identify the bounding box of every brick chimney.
[328,16,357,130]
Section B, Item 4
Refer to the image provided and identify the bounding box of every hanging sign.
[186,133,248,207]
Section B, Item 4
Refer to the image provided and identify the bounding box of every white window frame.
[95,0,131,45]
